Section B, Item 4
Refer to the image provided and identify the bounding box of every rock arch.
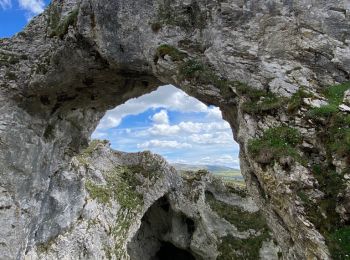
[0,0,349,259]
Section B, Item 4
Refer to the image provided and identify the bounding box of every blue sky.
[92,85,240,168]
[0,3,240,168]
[0,0,50,38]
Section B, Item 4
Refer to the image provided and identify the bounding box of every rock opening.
[127,196,197,260]
[153,241,195,260]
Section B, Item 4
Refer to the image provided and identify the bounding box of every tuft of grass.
[206,191,268,232]
[235,84,285,114]
[85,166,144,209]
[85,180,111,204]
[300,165,348,259]
[154,44,187,63]
[307,105,338,120]
[50,9,79,38]
[217,233,270,260]
[207,191,271,260]
[287,88,313,113]
[324,82,350,106]
[328,226,350,259]
[306,82,350,158]
[242,94,285,114]
[248,127,302,165]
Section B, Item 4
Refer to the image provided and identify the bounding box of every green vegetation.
[235,83,285,114]
[287,88,313,113]
[328,226,350,259]
[50,9,79,38]
[248,127,302,164]
[217,233,271,260]
[307,104,338,119]
[206,191,270,259]
[76,139,107,165]
[206,191,268,232]
[307,82,350,158]
[85,166,144,209]
[299,165,348,259]
[154,44,187,62]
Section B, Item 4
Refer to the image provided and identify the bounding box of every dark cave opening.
[127,196,198,260]
[153,241,195,260]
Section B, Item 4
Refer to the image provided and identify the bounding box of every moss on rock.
[248,127,302,165]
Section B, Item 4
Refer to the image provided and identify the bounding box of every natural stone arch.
[0,0,349,259]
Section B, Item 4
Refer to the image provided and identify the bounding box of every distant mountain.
[171,163,240,173]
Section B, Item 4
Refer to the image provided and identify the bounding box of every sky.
[0,0,50,38]
[0,3,240,168]
[92,85,240,168]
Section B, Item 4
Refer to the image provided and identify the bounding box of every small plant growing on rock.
[248,127,302,164]
[154,44,187,63]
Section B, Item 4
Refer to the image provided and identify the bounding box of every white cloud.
[198,154,239,165]
[97,85,212,129]
[151,109,169,125]
[18,0,45,16]
[137,140,192,149]
[189,132,232,145]
[0,0,11,9]
[145,121,231,136]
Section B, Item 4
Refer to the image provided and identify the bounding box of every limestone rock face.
[24,141,279,260]
[1,0,350,259]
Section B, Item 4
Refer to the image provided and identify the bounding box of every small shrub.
[307,105,338,119]
[324,82,350,105]
[154,44,187,62]
[206,191,268,232]
[242,94,285,114]
[50,9,79,38]
[287,88,313,113]
[328,226,350,259]
[248,127,302,164]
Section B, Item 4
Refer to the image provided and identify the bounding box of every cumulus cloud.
[0,0,11,9]
[18,0,45,17]
[97,85,214,129]
[137,140,192,149]
[151,109,169,125]
[145,121,231,136]
[189,132,232,145]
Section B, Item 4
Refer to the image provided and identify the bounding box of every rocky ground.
[24,140,280,260]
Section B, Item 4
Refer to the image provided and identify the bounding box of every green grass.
[217,233,270,260]
[154,44,187,62]
[287,88,313,113]
[306,82,350,158]
[235,84,285,114]
[50,9,79,38]
[206,191,268,232]
[85,166,144,209]
[328,227,350,259]
[299,165,349,259]
[248,127,302,164]
[207,191,270,259]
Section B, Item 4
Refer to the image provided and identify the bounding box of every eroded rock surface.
[1,0,350,259]
[24,141,279,260]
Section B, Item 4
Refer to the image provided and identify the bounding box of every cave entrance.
[154,242,195,260]
[91,85,243,184]
[127,196,198,260]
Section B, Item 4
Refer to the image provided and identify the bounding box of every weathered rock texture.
[0,0,350,259]
[23,140,279,259]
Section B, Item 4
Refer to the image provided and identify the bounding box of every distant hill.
[171,163,243,182]
[171,163,239,173]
